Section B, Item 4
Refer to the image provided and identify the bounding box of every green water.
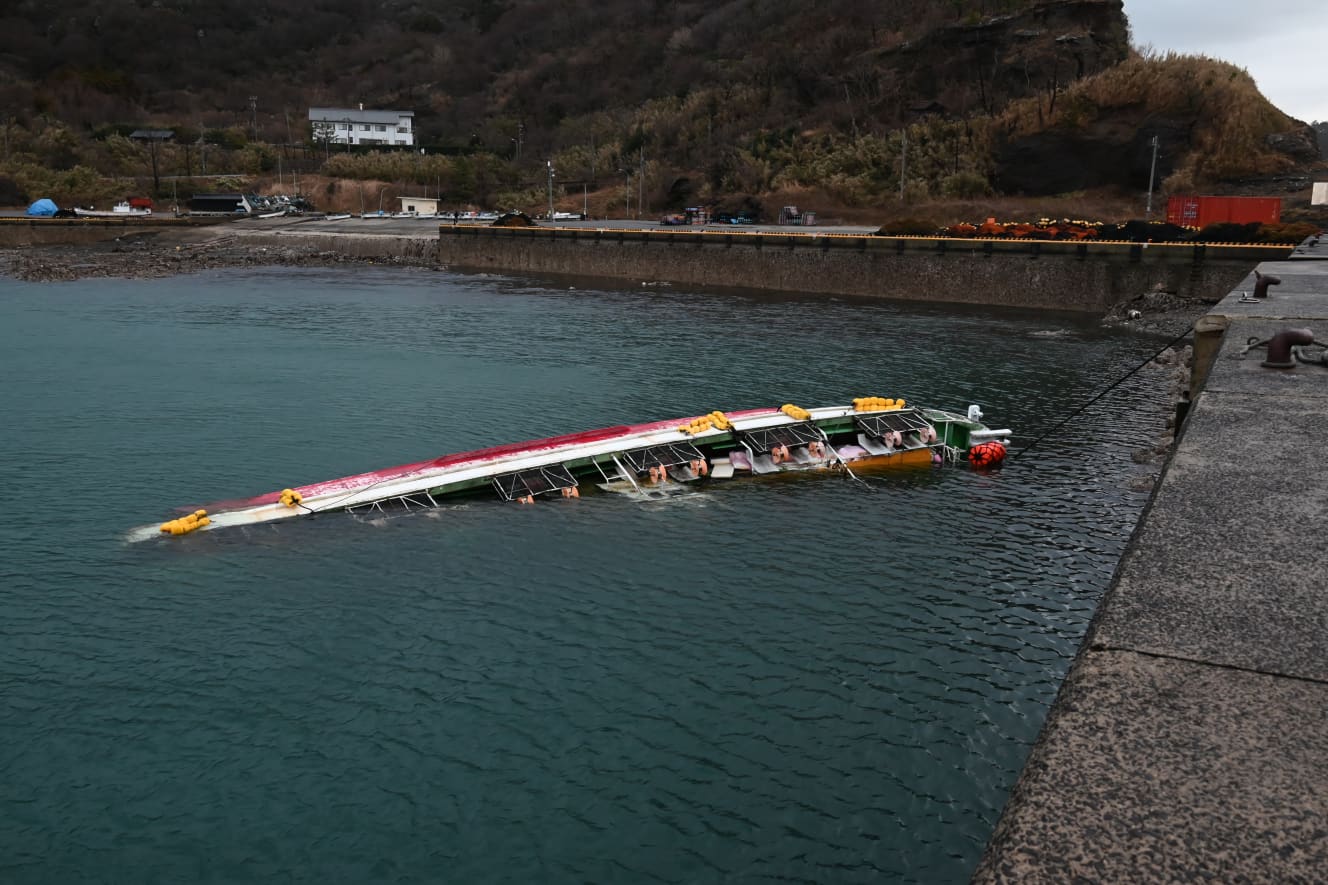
[2,266,1172,883]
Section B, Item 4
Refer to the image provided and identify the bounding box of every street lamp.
[547,159,555,219]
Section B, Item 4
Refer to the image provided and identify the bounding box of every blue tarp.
[26,198,58,216]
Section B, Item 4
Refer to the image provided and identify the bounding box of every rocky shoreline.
[2,227,437,283]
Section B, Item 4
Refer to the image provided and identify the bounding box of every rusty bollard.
[1262,328,1315,369]
[1253,271,1282,298]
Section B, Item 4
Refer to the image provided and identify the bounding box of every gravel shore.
[2,227,436,282]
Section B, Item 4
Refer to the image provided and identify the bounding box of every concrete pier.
[974,234,1328,882]
[438,224,1284,313]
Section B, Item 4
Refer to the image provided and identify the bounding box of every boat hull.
[128,403,1008,541]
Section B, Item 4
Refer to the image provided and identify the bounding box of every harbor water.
[2,266,1173,883]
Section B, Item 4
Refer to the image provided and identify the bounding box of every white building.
[309,105,414,147]
[398,196,440,215]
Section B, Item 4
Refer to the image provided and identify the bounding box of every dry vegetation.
[0,3,1318,217]
[997,51,1304,190]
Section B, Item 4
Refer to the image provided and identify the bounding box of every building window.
[376,124,386,132]
[360,124,370,131]
[397,126,409,133]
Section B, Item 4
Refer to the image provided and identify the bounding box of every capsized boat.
[129,398,1011,541]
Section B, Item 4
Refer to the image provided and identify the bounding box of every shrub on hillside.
[940,171,991,199]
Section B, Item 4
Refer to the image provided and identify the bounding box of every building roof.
[130,129,175,140]
[308,107,414,124]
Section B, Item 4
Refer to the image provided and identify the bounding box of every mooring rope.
[1011,324,1195,460]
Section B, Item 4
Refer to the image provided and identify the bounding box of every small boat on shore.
[129,398,1010,541]
[74,201,152,218]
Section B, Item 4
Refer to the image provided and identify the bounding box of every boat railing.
[492,463,578,501]
[620,442,705,473]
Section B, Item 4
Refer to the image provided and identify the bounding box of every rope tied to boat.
[1011,324,1195,461]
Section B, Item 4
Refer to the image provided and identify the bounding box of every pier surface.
[975,234,1328,882]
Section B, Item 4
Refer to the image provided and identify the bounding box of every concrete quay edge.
[974,238,1328,882]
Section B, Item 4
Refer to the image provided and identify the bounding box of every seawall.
[439,226,1287,312]
[974,234,1328,882]
[229,228,440,262]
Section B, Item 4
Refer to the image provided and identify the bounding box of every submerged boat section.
[129,400,1010,541]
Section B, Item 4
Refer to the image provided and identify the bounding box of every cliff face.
[871,0,1129,118]
[996,115,1322,197]
[991,52,1322,196]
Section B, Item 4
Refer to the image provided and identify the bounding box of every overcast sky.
[1123,0,1328,123]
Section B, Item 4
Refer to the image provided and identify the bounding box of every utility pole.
[547,159,555,219]
[637,146,644,219]
[249,95,258,143]
[1145,134,1160,219]
[899,128,908,200]
[147,133,161,195]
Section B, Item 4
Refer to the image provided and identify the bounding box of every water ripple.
[0,266,1173,884]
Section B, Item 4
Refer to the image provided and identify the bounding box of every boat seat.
[790,447,815,465]
[709,457,736,479]
[751,454,780,474]
[857,433,892,456]
[729,451,753,472]
[835,444,868,462]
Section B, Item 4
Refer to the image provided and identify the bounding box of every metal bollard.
[1253,271,1282,298]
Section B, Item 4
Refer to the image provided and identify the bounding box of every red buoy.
[968,440,1007,469]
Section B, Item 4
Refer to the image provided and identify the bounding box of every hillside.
[0,0,1318,215]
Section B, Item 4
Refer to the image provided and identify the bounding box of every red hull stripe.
[202,408,779,512]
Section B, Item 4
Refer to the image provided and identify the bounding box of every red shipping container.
[1166,195,1282,228]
